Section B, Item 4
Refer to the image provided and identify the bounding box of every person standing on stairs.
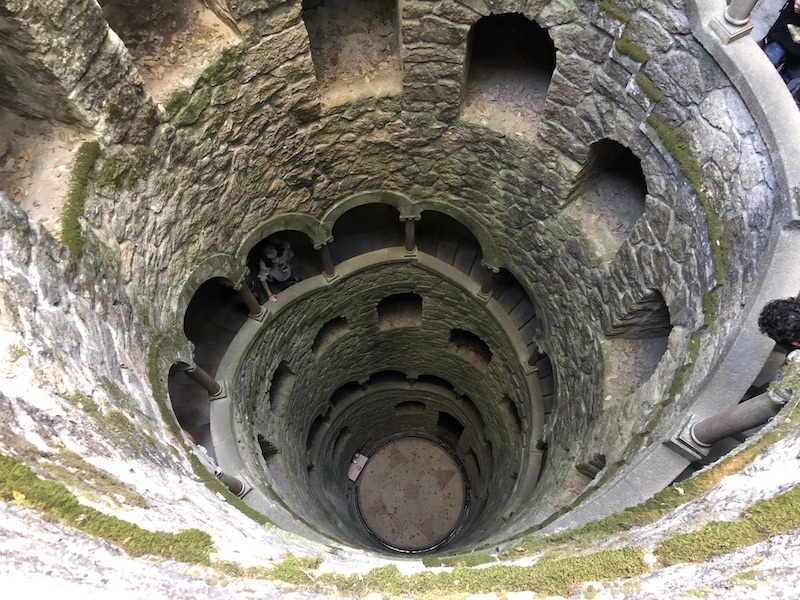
[258,239,300,303]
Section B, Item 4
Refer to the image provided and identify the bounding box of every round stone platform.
[356,437,467,552]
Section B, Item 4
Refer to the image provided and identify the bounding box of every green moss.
[171,88,212,127]
[634,72,664,103]
[655,520,759,565]
[655,462,800,565]
[598,0,632,23]
[126,145,159,187]
[201,45,243,86]
[504,380,800,562]
[61,141,101,259]
[164,89,191,119]
[41,449,150,509]
[422,553,496,568]
[97,152,129,189]
[63,391,102,419]
[686,589,712,598]
[107,101,123,121]
[615,36,649,64]
[7,343,24,362]
[646,113,726,284]
[0,453,214,564]
[146,335,270,526]
[315,548,647,597]
[269,553,322,585]
[730,570,762,589]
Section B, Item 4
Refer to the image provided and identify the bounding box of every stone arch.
[301,0,401,104]
[412,200,502,269]
[460,13,556,137]
[172,253,241,324]
[236,212,326,264]
[320,190,414,237]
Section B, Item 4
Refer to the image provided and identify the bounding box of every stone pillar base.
[710,15,753,44]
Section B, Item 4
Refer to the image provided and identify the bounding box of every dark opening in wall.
[564,140,648,258]
[396,401,426,414]
[437,411,465,447]
[258,434,279,463]
[537,353,556,420]
[301,0,402,105]
[330,381,363,409]
[491,269,538,342]
[269,362,296,414]
[377,292,423,330]
[415,374,456,391]
[312,316,349,355]
[447,329,493,370]
[246,230,321,300]
[98,0,240,103]
[330,202,403,264]
[417,211,484,277]
[367,370,408,385]
[460,395,485,430]
[168,362,213,452]
[603,289,671,395]
[606,289,672,339]
[461,13,556,137]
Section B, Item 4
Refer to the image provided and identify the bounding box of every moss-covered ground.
[0,453,214,564]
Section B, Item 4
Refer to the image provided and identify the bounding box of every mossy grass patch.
[646,113,726,285]
[0,452,213,564]
[61,140,101,259]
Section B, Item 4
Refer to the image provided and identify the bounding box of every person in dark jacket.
[765,0,800,83]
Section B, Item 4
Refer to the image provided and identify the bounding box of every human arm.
[261,279,278,302]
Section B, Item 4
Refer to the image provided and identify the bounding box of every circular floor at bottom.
[357,437,466,551]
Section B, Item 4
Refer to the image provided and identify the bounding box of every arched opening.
[245,230,320,303]
[461,13,556,137]
[377,292,423,329]
[167,361,215,454]
[490,268,539,343]
[417,210,485,278]
[269,362,297,414]
[312,316,350,355]
[329,202,403,264]
[447,329,493,371]
[301,0,402,105]
[97,0,240,103]
[564,140,648,259]
[603,289,672,397]
[183,277,249,376]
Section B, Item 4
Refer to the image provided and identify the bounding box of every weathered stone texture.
[1,0,783,551]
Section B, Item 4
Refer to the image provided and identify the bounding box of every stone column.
[404,219,416,253]
[318,244,335,278]
[185,365,222,397]
[690,389,792,448]
[479,266,497,297]
[217,472,250,498]
[527,347,542,370]
[725,0,759,25]
[235,282,266,321]
[711,0,756,42]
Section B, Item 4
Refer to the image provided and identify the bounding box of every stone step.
[452,242,480,275]
[509,299,536,329]
[496,284,525,313]
[436,235,459,265]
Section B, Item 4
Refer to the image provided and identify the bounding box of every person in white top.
[257,239,299,302]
